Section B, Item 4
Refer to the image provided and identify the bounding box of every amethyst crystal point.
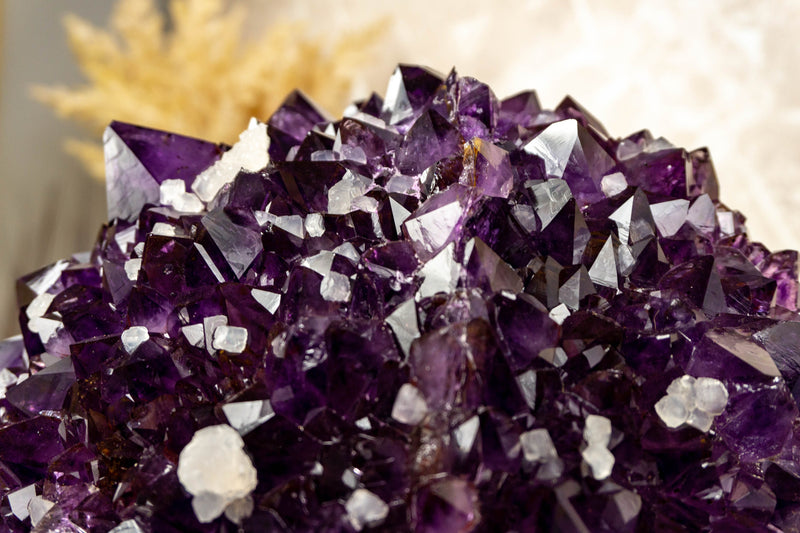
[3,65,800,532]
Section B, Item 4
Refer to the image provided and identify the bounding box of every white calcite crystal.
[151,222,178,237]
[305,213,326,237]
[212,325,248,353]
[520,428,558,463]
[520,427,565,480]
[693,377,730,415]
[655,375,728,432]
[581,444,616,480]
[121,326,149,354]
[581,415,615,480]
[192,118,269,202]
[25,292,54,321]
[320,271,352,302]
[124,258,142,281]
[345,489,390,531]
[0,368,17,399]
[584,414,612,448]
[159,179,204,213]
[181,323,205,348]
[654,394,689,428]
[391,383,428,425]
[177,424,258,523]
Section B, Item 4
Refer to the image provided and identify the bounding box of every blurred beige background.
[1,0,799,336]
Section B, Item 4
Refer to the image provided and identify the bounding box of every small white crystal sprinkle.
[159,179,185,205]
[8,484,36,520]
[693,377,729,416]
[583,415,612,448]
[27,495,55,527]
[174,192,204,213]
[345,489,390,531]
[391,383,428,425]
[30,317,61,344]
[160,179,204,213]
[25,292,54,320]
[124,258,142,281]
[320,271,352,302]
[0,368,17,399]
[581,444,615,480]
[177,424,258,524]
[212,325,248,353]
[192,118,269,202]
[305,213,326,237]
[341,468,359,489]
[355,417,372,431]
[655,394,689,428]
[151,222,177,237]
[181,324,205,348]
[203,315,228,355]
[656,374,727,433]
[520,428,558,463]
[548,303,570,325]
[121,326,149,354]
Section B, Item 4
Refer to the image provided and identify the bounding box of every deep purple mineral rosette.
[1,65,800,531]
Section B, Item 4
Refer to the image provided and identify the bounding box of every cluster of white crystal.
[581,414,615,480]
[192,118,269,202]
[159,179,204,213]
[520,428,564,480]
[212,325,248,353]
[177,424,258,524]
[120,326,149,354]
[655,375,728,432]
[25,291,60,344]
[179,315,249,355]
[345,489,390,531]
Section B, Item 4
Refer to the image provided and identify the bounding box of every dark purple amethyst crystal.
[2,65,800,532]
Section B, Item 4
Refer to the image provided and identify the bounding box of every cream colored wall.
[0,2,110,336]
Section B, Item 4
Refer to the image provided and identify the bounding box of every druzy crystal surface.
[2,65,800,531]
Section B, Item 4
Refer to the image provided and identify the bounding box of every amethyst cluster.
[2,65,800,532]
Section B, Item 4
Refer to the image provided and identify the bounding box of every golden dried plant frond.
[32,0,387,179]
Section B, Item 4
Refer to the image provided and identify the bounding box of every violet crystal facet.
[2,65,800,532]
